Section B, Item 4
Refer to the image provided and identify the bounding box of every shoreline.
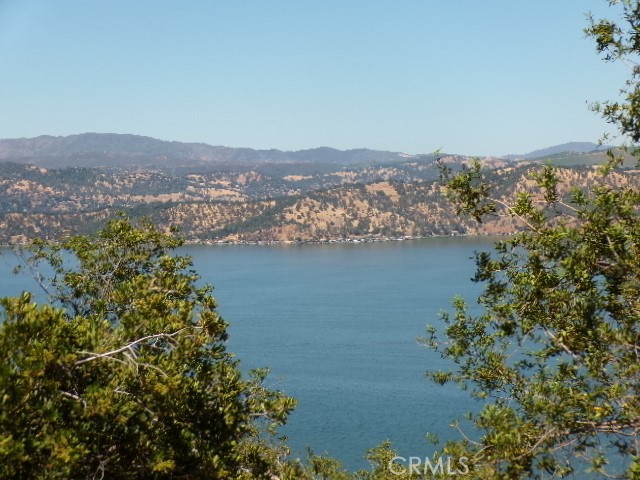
[1,233,515,249]
[182,232,514,247]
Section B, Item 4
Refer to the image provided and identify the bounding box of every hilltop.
[0,134,633,244]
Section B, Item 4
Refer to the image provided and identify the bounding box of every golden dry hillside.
[1,154,636,244]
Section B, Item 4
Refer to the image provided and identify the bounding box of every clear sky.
[0,1,630,156]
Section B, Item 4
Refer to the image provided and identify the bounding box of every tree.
[586,0,640,148]
[428,160,640,478]
[422,3,640,477]
[0,216,303,479]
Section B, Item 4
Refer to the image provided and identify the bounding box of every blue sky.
[0,1,630,156]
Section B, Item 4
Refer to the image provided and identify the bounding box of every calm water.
[0,237,497,470]
[183,237,493,470]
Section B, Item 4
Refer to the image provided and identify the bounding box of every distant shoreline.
[0,232,514,250]
[182,232,514,247]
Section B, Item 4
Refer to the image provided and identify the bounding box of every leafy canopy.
[423,2,640,477]
[0,216,302,479]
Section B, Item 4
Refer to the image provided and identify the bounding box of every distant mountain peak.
[505,142,607,160]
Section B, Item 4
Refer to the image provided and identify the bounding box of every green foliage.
[586,1,640,147]
[0,216,299,479]
[438,159,496,222]
[427,5,640,473]
[423,5,640,477]
[434,159,640,478]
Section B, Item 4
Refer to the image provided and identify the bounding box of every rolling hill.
[0,133,635,244]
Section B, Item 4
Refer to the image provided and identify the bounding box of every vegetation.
[420,2,640,477]
[0,216,305,479]
[4,158,635,244]
[1,2,639,479]
[428,159,639,478]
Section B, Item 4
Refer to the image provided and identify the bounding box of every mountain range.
[0,133,410,169]
[0,133,606,169]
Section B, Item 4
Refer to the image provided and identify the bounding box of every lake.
[0,236,497,471]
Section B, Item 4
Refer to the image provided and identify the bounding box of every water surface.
[182,238,493,469]
[0,237,497,470]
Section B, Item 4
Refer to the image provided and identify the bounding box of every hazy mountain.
[0,133,406,168]
[505,142,607,160]
[0,133,613,170]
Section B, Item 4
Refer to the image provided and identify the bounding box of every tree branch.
[76,328,194,365]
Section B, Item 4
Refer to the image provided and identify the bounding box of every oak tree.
[0,217,302,479]
[425,2,640,477]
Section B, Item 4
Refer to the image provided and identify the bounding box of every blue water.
[0,237,495,471]
[181,238,492,469]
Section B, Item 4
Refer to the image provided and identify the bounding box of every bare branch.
[76,328,196,365]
